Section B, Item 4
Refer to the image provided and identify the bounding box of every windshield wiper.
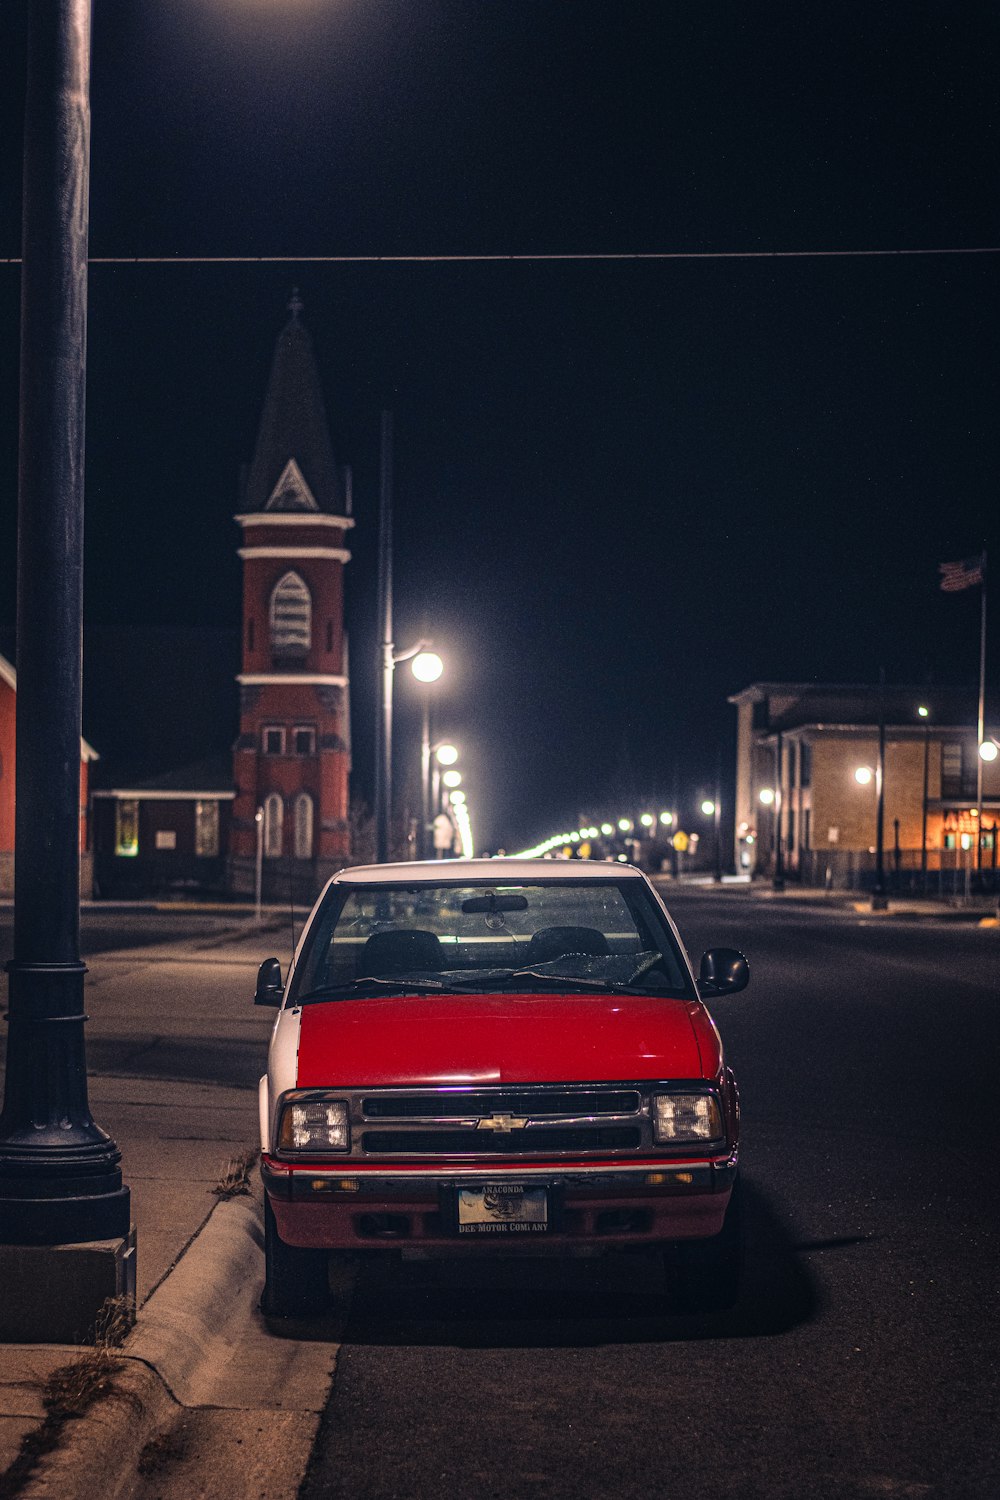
[295,976,449,1003]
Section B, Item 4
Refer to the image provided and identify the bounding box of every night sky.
[1,1,997,853]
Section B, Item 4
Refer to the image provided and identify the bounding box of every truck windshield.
[289,879,694,1002]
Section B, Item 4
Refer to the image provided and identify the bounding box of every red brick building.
[228,294,353,901]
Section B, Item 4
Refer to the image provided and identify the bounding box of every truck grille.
[352,1085,650,1159]
[362,1126,642,1155]
[362,1090,640,1119]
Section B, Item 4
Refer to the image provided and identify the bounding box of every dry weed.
[212,1147,259,1198]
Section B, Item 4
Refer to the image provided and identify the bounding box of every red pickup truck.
[255,859,747,1316]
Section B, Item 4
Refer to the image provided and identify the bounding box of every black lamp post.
[0,0,129,1245]
[918,705,930,894]
[871,669,889,911]
[772,730,785,891]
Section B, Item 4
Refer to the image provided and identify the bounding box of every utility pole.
[374,411,393,863]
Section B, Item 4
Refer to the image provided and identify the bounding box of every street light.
[410,652,445,859]
[701,798,722,882]
[435,744,458,766]
[442,769,462,789]
[918,706,931,894]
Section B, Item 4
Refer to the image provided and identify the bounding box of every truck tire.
[262,1195,330,1317]
[662,1174,743,1314]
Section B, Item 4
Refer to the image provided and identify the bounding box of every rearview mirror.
[254,957,284,1007]
[698,947,749,998]
[461,893,529,914]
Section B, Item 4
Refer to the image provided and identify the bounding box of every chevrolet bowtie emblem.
[476,1112,528,1133]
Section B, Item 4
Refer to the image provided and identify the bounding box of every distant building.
[0,651,98,896]
[227,293,353,902]
[89,296,354,903]
[90,755,234,900]
[729,681,999,890]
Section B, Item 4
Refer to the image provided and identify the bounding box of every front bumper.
[262,1152,738,1250]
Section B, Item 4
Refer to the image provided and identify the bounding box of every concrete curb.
[17,1194,334,1500]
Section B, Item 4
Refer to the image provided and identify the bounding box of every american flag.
[939,554,986,592]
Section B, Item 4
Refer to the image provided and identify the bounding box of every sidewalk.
[0,925,341,1500]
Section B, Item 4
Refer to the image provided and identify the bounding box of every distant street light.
[410,652,445,858]
[640,813,654,828]
[659,810,673,825]
[701,799,716,816]
[759,787,775,806]
[435,743,459,766]
[919,706,931,894]
[442,769,462,789]
[617,818,632,832]
[600,822,613,836]
[701,797,723,882]
[449,789,466,806]
[979,740,998,762]
[854,766,874,785]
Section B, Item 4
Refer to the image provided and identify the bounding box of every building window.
[115,799,139,857]
[262,725,285,756]
[292,725,316,755]
[263,793,283,859]
[195,800,220,858]
[293,792,314,859]
[941,742,977,800]
[800,743,812,789]
[270,571,311,661]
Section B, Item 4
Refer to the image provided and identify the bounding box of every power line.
[1,246,999,266]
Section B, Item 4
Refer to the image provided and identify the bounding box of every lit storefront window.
[195,800,220,858]
[115,799,139,857]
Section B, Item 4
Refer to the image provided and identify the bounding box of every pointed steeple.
[244,292,344,514]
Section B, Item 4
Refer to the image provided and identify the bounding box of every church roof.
[244,293,344,515]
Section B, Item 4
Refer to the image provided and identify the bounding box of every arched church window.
[269,572,311,661]
[293,792,314,860]
[263,793,284,859]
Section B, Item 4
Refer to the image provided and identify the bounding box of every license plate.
[456,1183,549,1235]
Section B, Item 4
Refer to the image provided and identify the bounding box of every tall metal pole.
[374,411,394,863]
[419,695,432,861]
[872,668,888,910]
[975,553,987,875]
[772,731,785,890]
[920,721,930,895]
[0,0,129,1245]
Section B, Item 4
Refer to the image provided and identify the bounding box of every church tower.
[229,293,352,900]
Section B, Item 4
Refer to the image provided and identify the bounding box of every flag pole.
[976,548,987,873]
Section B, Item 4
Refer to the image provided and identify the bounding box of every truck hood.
[295,992,707,1088]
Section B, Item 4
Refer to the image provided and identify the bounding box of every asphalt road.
[297,890,1000,1500]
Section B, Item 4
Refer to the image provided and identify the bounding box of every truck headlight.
[278,1096,350,1153]
[652,1092,722,1144]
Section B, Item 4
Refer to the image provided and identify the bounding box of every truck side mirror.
[254,957,284,1007]
[698,947,749,997]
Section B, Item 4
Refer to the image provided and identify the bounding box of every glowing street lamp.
[410,652,446,859]
[435,743,458,766]
[618,818,632,833]
[411,650,444,684]
[640,813,654,828]
[854,766,874,786]
[442,769,462,788]
[701,798,722,881]
[759,787,775,806]
[659,811,673,826]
